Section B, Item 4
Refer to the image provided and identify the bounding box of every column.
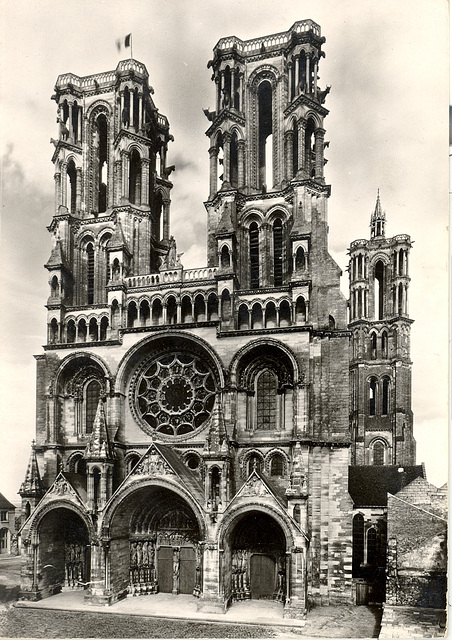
[313,60,318,96]
[121,151,130,200]
[68,103,73,142]
[294,56,299,94]
[76,167,82,212]
[298,120,306,174]
[288,63,293,101]
[77,106,82,143]
[130,90,134,130]
[120,92,124,127]
[162,199,170,241]
[231,68,235,107]
[220,71,225,109]
[285,131,294,180]
[314,128,325,179]
[306,54,311,93]
[141,158,150,205]
[237,140,246,188]
[138,94,143,130]
[223,132,231,186]
[54,173,61,213]
[215,76,220,114]
[208,146,218,198]
[61,163,67,208]
[176,300,181,324]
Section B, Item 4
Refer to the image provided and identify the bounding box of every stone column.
[306,54,311,93]
[130,90,134,130]
[176,300,181,324]
[222,132,231,186]
[162,199,171,241]
[54,173,61,213]
[121,151,130,201]
[294,56,299,94]
[215,76,220,114]
[141,158,150,205]
[138,94,143,130]
[298,120,306,174]
[77,106,82,143]
[314,128,325,180]
[313,60,318,96]
[285,130,294,180]
[283,547,307,619]
[120,92,124,127]
[230,68,235,107]
[68,103,73,142]
[288,62,293,101]
[61,163,67,207]
[76,167,82,212]
[209,146,218,198]
[197,543,225,613]
[237,140,245,188]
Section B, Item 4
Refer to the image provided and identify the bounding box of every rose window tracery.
[132,352,217,437]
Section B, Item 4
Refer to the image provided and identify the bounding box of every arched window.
[370,332,377,359]
[249,222,259,288]
[220,245,231,269]
[373,441,385,465]
[381,331,388,358]
[166,296,177,325]
[50,275,59,298]
[129,149,141,205]
[111,299,120,329]
[251,303,263,330]
[230,132,238,188]
[279,299,291,327]
[369,379,377,416]
[210,467,221,509]
[293,504,301,524]
[305,118,316,178]
[24,502,31,520]
[152,298,162,325]
[238,304,249,330]
[258,81,273,189]
[295,297,306,324]
[374,261,385,320]
[398,282,404,316]
[66,320,76,343]
[256,369,278,430]
[95,114,108,213]
[207,293,219,321]
[181,296,192,323]
[127,301,138,327]
[292,119,299,176]
[126,454,140,475]
[265,302,277,328]
[352,514,365,575]
[89,318,98,342]
[86,243,95,304]
[194,294,206,322]
[367,527,378,566]
[328,315,335,330]
[273,218,283,286]
[67,159,77,213]
[221,290,231,322]
[85,380,101,434]
[270,454,284,476]
[49,318,59,344]
[382,377,390,415]
[140,300,150,327]
[295,246,305,271]
[93,468,101,504]
[77,319,87,343]
[100,317,108,340]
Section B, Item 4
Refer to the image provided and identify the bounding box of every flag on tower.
[116,34,132,52]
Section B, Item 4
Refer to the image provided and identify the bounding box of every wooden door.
[250,554,276,599]
[157,546,173,593]
[179,546,195,594]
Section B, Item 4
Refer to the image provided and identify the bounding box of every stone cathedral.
[18,20,417,618]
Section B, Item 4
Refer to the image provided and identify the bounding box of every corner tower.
[204,20,336,327]
[348,193,415,466]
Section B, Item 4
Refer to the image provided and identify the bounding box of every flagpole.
[130,34,133,60]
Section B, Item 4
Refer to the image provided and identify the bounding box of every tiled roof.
[0,492,16,510]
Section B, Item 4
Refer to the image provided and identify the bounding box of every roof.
[348,465,425,507]
[0,492,16,510]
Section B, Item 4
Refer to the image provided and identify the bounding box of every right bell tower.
[348,192,416,466]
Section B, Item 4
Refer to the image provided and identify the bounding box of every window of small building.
[373,441,385,466]
[270,454,284,476]
[0,511,7,522]
[85,380,101,435]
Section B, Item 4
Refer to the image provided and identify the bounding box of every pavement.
[3,556,382,637]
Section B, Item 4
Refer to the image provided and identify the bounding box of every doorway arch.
[106,483,205,599]
[224,510,287,603]
[37,507,90,597]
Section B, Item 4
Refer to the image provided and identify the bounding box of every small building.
[0,492,17,554]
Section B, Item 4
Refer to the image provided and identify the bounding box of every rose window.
[133,352,216,437]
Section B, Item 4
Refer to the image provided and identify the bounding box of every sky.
[0,0,448,504]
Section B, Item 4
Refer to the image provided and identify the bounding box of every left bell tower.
[46,59,173,343]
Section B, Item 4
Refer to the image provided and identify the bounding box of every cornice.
[284,93,329,119]
[51,140,82,163]
[205,108,246,137]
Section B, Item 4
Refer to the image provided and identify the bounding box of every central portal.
[128,487,202,597]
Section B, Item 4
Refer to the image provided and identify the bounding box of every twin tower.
[20,20,414,613]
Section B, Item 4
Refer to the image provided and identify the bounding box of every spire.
[109,219,130,253]
[204,396,229,453]
[370,189,386,238]
[45,238,70,270]
[84,400,114,460]
[19,441,44,497]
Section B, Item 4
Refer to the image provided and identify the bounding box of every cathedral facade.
[18,19,415,618]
